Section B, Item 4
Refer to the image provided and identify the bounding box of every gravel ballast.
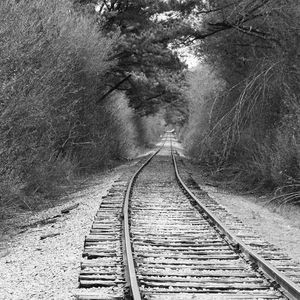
[186,160,300,265]
[0,170,121,300]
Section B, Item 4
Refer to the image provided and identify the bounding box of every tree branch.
[102,0,110,11]
[97,74,131,104]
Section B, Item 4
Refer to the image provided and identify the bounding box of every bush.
[182,64,226,162]
[76,92,139,170]
[184,61,300,195]
[183,0,300,202]
[0,0,133,209]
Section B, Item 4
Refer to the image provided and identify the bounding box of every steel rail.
[122,144,164,300]
[171,140,300,300]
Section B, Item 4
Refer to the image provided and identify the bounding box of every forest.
[0,0,299,213]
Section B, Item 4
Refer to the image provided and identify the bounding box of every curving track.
[76,133,300,300]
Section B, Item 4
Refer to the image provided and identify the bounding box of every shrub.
[76,92,139,170]
[182,0,300,203]
[0,0,119,208]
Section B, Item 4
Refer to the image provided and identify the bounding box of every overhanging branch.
[97,74,131,104]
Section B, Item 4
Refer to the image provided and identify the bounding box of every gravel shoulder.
[0,162,134,300]
[186,161,300,265]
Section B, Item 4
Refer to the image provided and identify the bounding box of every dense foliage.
[182,0,300,202]
[1,0,299,211]
[0,0,168,211]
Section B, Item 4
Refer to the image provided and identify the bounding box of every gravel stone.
[0,170,121,300]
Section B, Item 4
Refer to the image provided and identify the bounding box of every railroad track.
[76,133,300,300]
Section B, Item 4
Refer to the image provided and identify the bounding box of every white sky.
[177,47,200,69]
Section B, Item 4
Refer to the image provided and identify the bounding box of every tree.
[75,0,188,115]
